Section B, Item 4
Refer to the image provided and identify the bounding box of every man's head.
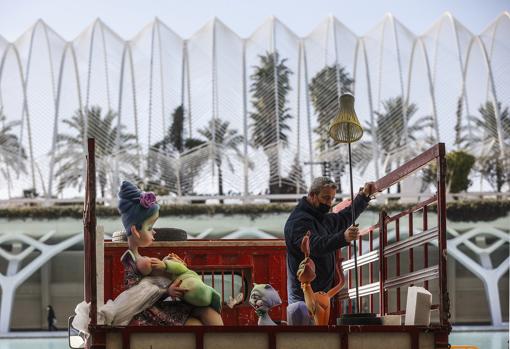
[307,176,337,213]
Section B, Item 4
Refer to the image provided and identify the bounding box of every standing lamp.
[329,93,380,325]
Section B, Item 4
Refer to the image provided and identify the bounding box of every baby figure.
[151,253,222,312]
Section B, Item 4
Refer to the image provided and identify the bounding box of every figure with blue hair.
[73,181,223,331]
[112,181,223,326]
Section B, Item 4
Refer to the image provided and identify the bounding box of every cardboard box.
[381,315,402,325]
[405,286,432,326]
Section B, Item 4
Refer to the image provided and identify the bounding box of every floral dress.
[121,250,193,326]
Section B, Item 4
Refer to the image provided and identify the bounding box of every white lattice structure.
[0,13,509,200]
[0,226,507,332]
[0,231,83,332]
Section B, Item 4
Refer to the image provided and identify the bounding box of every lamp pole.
[329,93,380,324]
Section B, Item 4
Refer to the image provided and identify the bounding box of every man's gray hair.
[308,176,337,195]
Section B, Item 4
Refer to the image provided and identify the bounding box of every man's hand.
[344,225,360,243]
[362,181,377,198]
[167,280,189,298]
[150,257,166,270]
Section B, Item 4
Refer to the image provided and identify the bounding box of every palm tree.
[309,64,353,191]
[249,51,293,193]
[287,155,306,194]
[148,105,207,196]
[54,106,138,198]
[468,102,510,192]
[198,118,246,197]
[0,110,27,197]
[309,64,354,151]
[354,97,434,191]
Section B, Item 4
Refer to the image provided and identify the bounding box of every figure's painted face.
[136,210,159,247]
[249,284,282,312]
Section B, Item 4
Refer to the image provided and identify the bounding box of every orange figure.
[296,231,345,325]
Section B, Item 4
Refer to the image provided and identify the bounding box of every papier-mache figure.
[72,181,222,333]
[249,284,282,325]
[297,231,345,325]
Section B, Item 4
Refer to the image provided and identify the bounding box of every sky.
[0,0,508,41]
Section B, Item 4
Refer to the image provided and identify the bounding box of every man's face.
[311,187,336,208]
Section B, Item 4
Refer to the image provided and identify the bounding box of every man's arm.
[325,193,370,233]
[289,224,348,256]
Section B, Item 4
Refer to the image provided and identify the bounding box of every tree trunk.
[217,160,224,204]
[99,173,106,198]
[266,149,280,194]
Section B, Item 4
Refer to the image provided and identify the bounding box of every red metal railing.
[336,143,449,327]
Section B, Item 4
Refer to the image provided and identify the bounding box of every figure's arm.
[301,282,316,317]
[163,259,189,275]
[150,253,189,275]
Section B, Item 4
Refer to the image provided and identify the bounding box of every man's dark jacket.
[285,194,370,303]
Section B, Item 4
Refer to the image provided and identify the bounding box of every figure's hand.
[297,257,309,275]
[362,181,377,198]
[297,257,316,283]
[344,225,360,243]
[150,257,166,270]
[167,280,189,298]
[165,253,187,267]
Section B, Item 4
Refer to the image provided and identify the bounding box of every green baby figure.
[153,253,222,313]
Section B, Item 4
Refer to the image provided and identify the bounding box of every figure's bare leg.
[192,307,224,325]
[185,316,203,326]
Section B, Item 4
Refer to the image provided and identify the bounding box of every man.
[47,305,57,331]
[284,176,376,325]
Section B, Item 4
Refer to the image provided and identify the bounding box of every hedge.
[0,199,508,222]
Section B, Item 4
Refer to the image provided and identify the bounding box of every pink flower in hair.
[140,191,157,208]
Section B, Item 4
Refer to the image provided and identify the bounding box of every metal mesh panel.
[0,13,508,200]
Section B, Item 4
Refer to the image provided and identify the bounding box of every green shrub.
[446,151,476,193]
[423,150,476,193]
[0,199,508,222]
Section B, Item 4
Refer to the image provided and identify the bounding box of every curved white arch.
[0,232,83,333]
[444,12,474,140]
[47,42,85,198]
[405,37,440,142]
[99,23,112,110]
[20,20,66,198]
[463,35,506,169]
[387,14,408,145]
[302,40,315,181]
[359,37,379,178]
[0,43,33,187]
[114,40,141,191]
[147,20,157,150]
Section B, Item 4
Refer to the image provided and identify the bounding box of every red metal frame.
[338,143,449,327]
[82,140,450,348]
[87,324,448,349]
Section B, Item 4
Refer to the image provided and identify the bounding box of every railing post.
[378,210,388,316]
[84,138,97,343]
[436,143,449,329]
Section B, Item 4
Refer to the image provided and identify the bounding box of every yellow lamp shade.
[329,93,363,143]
